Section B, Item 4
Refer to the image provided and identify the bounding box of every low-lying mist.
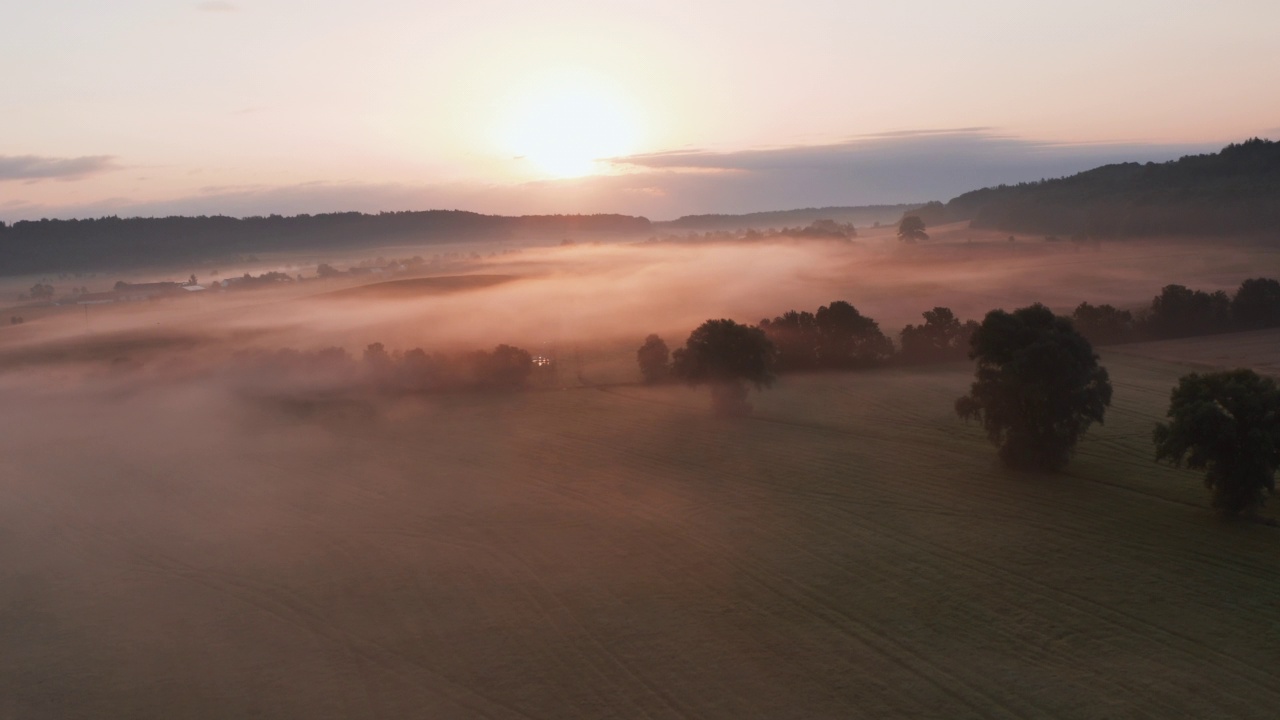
[1,230,1274,406]
[7,232,1271,376]
[5,230,1280,718]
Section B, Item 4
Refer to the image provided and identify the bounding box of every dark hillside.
[0,210,651,276]
[943,139,1280,237]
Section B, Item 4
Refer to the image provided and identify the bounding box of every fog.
[3,229,1278,717]
[4,227,1269,376]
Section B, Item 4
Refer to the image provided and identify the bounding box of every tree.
[671,319,777,415]
[475,344,533,390]
[955,304,1112,470]
[899,307,978,363]
[28,283,54,301]
[636,334,671,383]
[1142,284,1230,339]
[898,215,928,243]
[1071,302,1135,346]
[815,301,893,367]
[1230,277,1280,330]
[759,310,820,371]
[363,342,394,387]
[1153,369,1280,517]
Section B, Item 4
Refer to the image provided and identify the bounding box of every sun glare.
[502,76,639,179]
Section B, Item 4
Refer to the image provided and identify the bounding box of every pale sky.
[3,0,1278,221]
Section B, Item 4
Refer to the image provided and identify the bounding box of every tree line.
[0,211,651,276]
[639,279,1280,521]
[231,342,542,394]
[1072,278,1280,344]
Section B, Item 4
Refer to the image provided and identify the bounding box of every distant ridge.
[936,138,1280,237]
[655,205,921,232]
[0,210,650,276]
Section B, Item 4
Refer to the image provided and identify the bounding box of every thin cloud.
[0,132,1227,222]
[612,129,1208,173]
[0,155,119,182]
[196,1,237,12]
[604,130,1220,215]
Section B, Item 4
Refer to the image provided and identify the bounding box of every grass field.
[3,334,1278,719]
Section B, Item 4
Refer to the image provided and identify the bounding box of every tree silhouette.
[898,215,928,243]
[955,304,1112,470]
[815,301,893,367]
[1143,284,1230,339]
[1071,302,1135,346]
[672,319,777,415]
[475,344,534,389]
[899,307,978,363]
[1231,277,1280,330]
[759,310,820,371]
[1154,369,1280,517]
[636,334,671,383]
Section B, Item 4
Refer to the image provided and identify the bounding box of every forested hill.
[0,210,651,276]
[941,138,1280,237]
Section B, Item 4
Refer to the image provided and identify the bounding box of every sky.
[2,0,1278,222]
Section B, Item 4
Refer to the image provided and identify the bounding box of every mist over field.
[8,0,1280,713]
[4,226,1280,717]
[5,226,1271,375]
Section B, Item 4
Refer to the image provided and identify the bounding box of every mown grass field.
[3,335,1278,719]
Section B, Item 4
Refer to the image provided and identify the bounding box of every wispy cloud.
[0,132,1228,222]
[196,1,237,12]
[605,130,1219,214]
[0,155,119,182]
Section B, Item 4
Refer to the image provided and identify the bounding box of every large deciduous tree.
[1230,277,1280,330]
[897,215,928,243]
[672,319,777,415]
[955,304,1112,470]
[1153,369,1280,517]
[815,301,893,368]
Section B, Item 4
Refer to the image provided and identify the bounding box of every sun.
[501,76,639,179]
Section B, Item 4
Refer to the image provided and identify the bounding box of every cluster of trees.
[641,298,1279,520]
[24,283,54,301]
[232,342,540,393]
[758,301,894,371]
[1071,278,1280,346]
[941,139,1280,237]
[638,300,977,414]
[316,254,434,279]
[656,205,916,233]
[758,301,980,369]
[781,219,857,240]
[215,271,296,290]
[637,321,776,415]
[0,211,651,275]
[640,301,984,411]
[645,219,858,246]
